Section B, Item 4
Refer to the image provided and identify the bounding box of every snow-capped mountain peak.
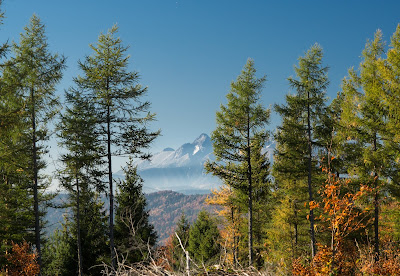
[135,133,213,170]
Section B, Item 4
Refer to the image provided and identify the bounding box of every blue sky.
[2,0,400,175]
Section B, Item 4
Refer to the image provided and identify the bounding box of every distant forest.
[2,4,400,276]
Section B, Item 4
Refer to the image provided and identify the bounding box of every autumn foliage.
[4,241,39,276]
[293,165,372,275]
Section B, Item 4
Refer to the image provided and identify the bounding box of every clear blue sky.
[2,0,400,174]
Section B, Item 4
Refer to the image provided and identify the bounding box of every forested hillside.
[146,191,216,245]
[46,191,216,246]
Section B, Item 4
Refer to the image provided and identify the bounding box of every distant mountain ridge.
[115,133,220,194]
[115,133,275,194]
[135,133,213,170]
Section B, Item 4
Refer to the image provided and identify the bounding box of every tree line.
[2,6,400,276]
[0,12,158,275]
[189,26,400,275]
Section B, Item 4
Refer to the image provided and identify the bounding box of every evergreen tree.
[42,193,109,276]
[205,59,270,266]
[171,213,190,271]
[114,161,157,264]
[76,24,159,268]
[8,14,66,268]
[188,210,221,265]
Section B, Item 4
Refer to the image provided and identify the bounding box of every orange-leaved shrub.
[5,241,39,276]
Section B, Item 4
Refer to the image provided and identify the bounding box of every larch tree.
[205,59,270,266]
[10,14,65,269]
[338,30,388,261]
[271,91,311,263]
[57,88,105,275]
[76,24,159,269]
[287,44,329,258]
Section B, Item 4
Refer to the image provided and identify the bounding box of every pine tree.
[76,24,159,269]
[9,14,66,269]
[188,210,221,265]
[114,161,157,264]
[205,59,270,266]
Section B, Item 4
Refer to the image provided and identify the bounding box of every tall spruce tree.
[114,161,157,264]
[57,88,105,275]
[205,59,270,266]
[10,14,65,269]
[76,25,159,268]
[286,44,329,257]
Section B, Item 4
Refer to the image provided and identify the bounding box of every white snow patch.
[193,145,200,155]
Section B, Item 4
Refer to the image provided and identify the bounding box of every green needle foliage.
[205,59,270,266]
[7,14,66,269]
[171,213,190,271]
[188,210,221,265]
[287,44,329,258]
[57,87,106,275]
[114,161,157,264]
[76,24,160,269]
[337,30,388,261]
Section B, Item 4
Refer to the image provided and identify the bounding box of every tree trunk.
[107,102,116,270]
[76,175,83,276]
[247,117,253,266]
[31,87,41,274]
[373,135,379,262]
[307,91,316,258]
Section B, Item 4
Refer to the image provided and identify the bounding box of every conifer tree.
[42,193,109,276]
[205,59,270,266]
[338,30,387,261]
[9,14,66,269]
[57,88,105,275]
[270,93,310,263]
[286,44,329,257]
[114,161,157,264]
[170,213,190,271]
[76,25,159,268]
[377,25,400,189]
[188,210,221,265]
[0,3,36,265]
